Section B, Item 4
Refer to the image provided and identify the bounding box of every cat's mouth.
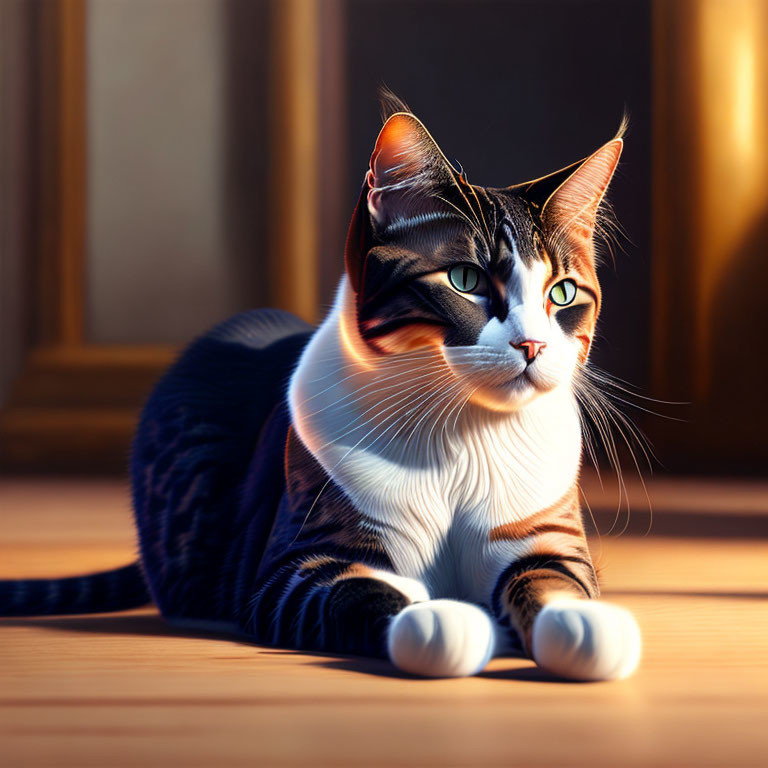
[465,360,562,412]
[520,362,561,394]
[498,360,549,389]
[500,369,535,391]
[441,347,559,410]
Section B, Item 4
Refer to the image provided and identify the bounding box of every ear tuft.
[614,112,629,141]
[379,86,412,122]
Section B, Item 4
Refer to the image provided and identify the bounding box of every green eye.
[448,264,481,293]
[549,279,577,306]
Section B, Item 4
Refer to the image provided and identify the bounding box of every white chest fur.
[289,280,583,604]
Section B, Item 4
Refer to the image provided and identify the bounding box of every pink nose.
[511,339,547,362]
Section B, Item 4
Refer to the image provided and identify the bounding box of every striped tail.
[0,562,151,616]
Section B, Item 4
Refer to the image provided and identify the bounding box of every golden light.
[693,0,768,400]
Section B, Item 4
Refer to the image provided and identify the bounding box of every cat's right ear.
[345,113,451,292]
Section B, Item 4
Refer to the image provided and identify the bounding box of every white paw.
[387,599,496,678]
[369,570,430,604]
[532,599,642,681]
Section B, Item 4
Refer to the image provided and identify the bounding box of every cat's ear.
[532,139,622,258]
[366,113,451,228]
[345,112,452,292]
[541,139,622,239]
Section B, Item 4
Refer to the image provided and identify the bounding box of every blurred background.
[1,0,767,475]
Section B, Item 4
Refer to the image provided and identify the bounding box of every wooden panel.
[0,0,152,473]
[0,345,175,473]
[37,0,86,346]
[268,0,320,323]
[5,346,175,409]
[0,408,140,474]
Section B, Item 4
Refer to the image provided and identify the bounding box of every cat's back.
[131,309,313,622]
[134,309,313,460]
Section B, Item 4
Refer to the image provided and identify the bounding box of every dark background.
[344,0,652,391]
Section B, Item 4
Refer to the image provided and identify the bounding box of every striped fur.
[490,484,599,654]
[0,99,640,680]
[0,564,149,617]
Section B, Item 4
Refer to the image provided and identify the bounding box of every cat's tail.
[0,562,151,616]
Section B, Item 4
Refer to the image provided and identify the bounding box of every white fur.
[477,257,551,351]
[289,278,582,604]
[368,570,430,604]
[532,598,642,681]
[288,254,640,679]
[464,249,581,408]
[387,599,496,677]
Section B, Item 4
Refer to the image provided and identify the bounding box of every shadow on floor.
[2,585,763,683]
[0,612,233,641]
[0,613,432,680]
[310,657,420,680]
[1,583,762,643]
[0,613,532,682]
[309,657,571,682]
[478,666,579,684]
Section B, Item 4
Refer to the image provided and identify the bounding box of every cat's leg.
[491,549,641,681]
[252,433,495,675]
[241,555,431,657]
[487,485,642,680]
[241,555,496,677]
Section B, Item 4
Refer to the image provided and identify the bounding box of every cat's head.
[344,97,623,412]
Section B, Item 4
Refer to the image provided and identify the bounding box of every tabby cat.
[0,96,641,680]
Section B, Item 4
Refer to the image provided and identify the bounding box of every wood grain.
[36,0,87,346]
[0,478,766,767]
[268,0,320,323]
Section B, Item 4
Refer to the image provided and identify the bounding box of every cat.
[0,94,641,681]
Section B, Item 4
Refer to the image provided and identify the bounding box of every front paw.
[387,599,496,678]
[532,599,641,681]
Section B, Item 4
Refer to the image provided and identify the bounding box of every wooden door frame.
[0,0,326,473]
[0,1,170,472]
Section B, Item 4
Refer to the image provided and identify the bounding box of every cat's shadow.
[314,657,573,683]
[0,611,231,642]
[1,612,572,682]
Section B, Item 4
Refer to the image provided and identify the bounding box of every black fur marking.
[555,303,591,335]
[491,553,596,618]
[273,559,351,646]
[296,587,327,649]
[362,315,447,341]
[325,577,408,657]
[250,563,297,640]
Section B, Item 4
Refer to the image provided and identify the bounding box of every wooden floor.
[1,477,767,768]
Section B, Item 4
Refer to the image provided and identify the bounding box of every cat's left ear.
[524,139,622,261]
[542,139,622,239]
